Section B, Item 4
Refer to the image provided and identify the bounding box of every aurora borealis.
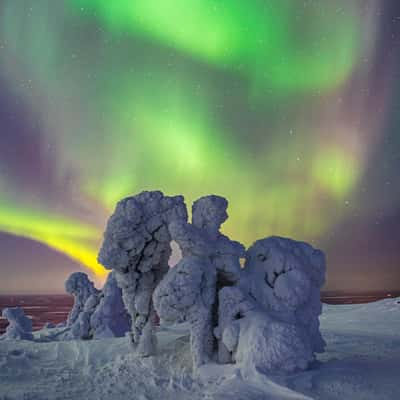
[0,0,399,293]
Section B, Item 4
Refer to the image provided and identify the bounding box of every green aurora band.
[73,0,360,92]
[0,1,381,278]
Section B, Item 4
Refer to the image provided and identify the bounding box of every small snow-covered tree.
[90,271,131,338]
[65,272,99,327]
[1,307,33,340]
[65,272,130,340]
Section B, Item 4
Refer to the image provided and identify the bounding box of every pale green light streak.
[72,0,361,91]
[312,148,359,198]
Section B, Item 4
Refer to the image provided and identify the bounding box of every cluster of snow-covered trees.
[1,190,326,374]
[98,190,326,373]
[0,271,131,342]
[64,271,131,340]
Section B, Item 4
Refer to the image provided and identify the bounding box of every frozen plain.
[0,297,399,400]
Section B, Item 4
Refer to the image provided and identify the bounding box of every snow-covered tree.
[153,256,216,367]
[90,271,131,339]
[65,272,131,340]
[214,236,326,373]
[98,190,327,374]
[98,190,187,356]
[243,236,326,354]
[1,307,33,340]
[65,272,99,327]
[155,195,245,368]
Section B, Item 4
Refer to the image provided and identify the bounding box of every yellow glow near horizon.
[0,204,107,277]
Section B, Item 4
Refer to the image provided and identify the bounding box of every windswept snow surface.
[0,298,399,400]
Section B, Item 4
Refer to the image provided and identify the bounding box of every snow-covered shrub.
[65,272,99,326]
[1,307,33,340]
[98,190,187,356]
[153,255,216,367]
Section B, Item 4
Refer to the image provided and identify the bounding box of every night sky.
[0,0,399,294]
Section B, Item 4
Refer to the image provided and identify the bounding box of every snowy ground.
[0,298,399,400]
